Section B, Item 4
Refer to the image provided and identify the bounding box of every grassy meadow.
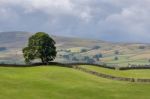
[0,65,150,99]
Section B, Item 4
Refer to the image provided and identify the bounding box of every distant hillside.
[0,31,150,66]
[0,31,32,48]
[0,31,108,48]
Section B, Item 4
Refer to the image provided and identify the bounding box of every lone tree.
[22,32,57,64]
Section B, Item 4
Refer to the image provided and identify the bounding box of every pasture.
[0,65,150,99]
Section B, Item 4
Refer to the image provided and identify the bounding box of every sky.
[0,0,150,43]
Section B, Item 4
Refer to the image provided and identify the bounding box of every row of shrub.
[64,63,115,69]
[119,65,150,70]
[0,62,150,71]
[0,62,73,68]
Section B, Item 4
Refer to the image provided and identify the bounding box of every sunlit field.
[0,66,150,99]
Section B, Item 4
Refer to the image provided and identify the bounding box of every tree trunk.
[41,58,45,64]
[41,57,49,65]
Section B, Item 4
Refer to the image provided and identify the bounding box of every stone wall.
[74,66,150,83]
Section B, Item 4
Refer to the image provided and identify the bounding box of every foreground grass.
[0,66,150,99]
[80,65,150,78]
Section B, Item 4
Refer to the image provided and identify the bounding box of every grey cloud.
[0,0,150,42]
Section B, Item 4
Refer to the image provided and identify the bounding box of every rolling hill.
[0,65,150,99]
[0,31,150,66]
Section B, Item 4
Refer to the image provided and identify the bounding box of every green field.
[0,65,150,99]
[79,65,150,78]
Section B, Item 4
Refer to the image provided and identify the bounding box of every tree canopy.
[22,32,57,64]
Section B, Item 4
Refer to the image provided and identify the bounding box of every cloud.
[101,0,150,42]
[0,0,150,42]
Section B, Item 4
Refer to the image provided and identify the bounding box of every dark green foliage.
[114,50,119,55]
[148,59,150,63]
[63,55,70,60]
[81,49,88,53]
[72,57,79,61]
[93,54,103,58]
[87,59,95,64]
[139,46,145,49]
[114,56,119,61]
[22,32,57,64]
[93,54,103,61]
[83,56,95,63]
[92,46,101,50]
[93,56,99,61]
[83,56,90,61]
